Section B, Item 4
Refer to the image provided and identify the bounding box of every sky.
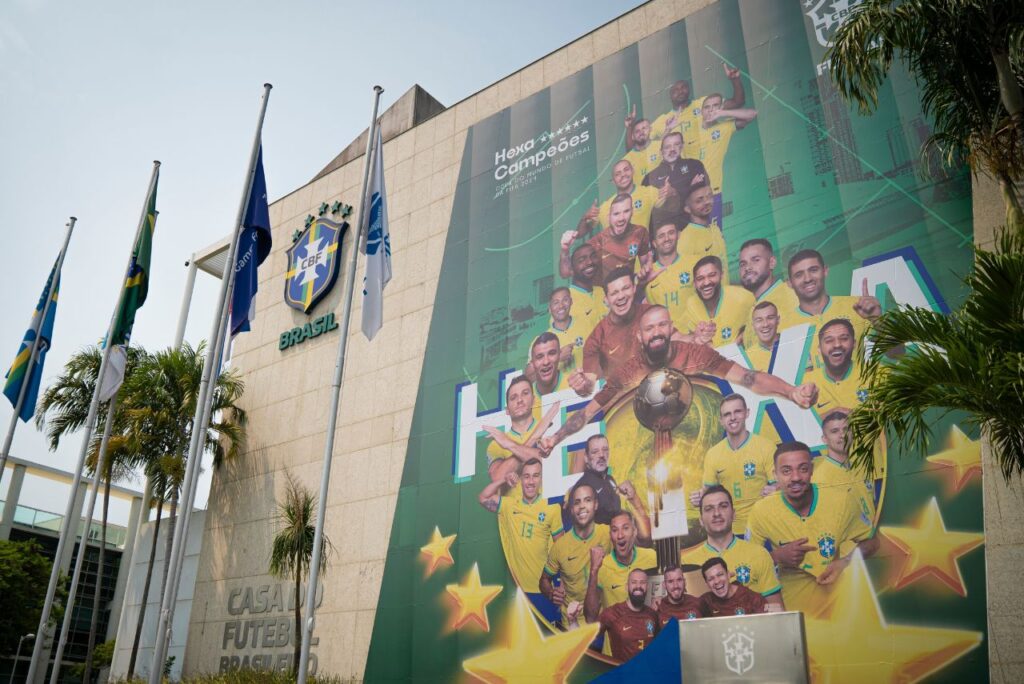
[0,0,635,524]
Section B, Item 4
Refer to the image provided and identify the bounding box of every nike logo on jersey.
[567,556,578,561]
[816,402,828,408]
[611,584,622,590]
[622,625,632,631]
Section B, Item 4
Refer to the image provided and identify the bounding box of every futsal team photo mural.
[366,1,986,681]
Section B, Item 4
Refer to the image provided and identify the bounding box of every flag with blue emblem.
[4,259,61,422]
[231,144,273,336]
[361,127,391,340]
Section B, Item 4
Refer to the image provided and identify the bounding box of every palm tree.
[35,345,146,684]
[827,0,1024,228]
[118,342,245,678]
[269,472,331,671]
[827,1,1024,478]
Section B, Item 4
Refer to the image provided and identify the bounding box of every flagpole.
[0,217,75,489]
[47,391,120,684]
[147,83,272,684]
[27,162,160,684]
[296,84,384,684]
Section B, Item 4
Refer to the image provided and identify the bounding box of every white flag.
[361,127,391,340]
[98,344,127,402]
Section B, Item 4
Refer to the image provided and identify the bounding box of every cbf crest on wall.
[284,213,348,313]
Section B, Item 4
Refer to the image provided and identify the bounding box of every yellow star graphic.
[926,425,981,493]
[880,497,984,596]
[420,526,456,576]
[463,589,599,683]
[806,552,982,683]
[445,563,503,632]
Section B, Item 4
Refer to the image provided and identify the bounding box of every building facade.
[181,0,1022,681]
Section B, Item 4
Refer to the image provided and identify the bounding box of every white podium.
[678,611,810,683]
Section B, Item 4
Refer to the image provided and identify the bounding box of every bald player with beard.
[543,305,818,453]
[595,568,660,663]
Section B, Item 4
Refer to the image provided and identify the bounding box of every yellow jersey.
[701,432,777,534]
[544,524,612,621]
[681,536,781,597]
[691,119,737,192]
[678,222,729,282]
[651,98,705,142]
[737,340,776,373]
[599,185,660,230]
[568,283,608,324]
[804,362,868,416]
[644,253,700,325]
[596,546,658,610]
[681,285,755,348]
[622,141,662,188]
[782,296,873,373]
[746,484,874,616]
[486,419,535,466]
[546,315,594,373]
[497,494,564,593]
[744,279,798,349]
[812,454,878,526]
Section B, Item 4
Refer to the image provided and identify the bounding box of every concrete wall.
[972,176,1024,684]
[110,511,205,682]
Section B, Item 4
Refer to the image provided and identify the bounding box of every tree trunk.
[83,477,112,684]
[998,171,1024,234]
[294,564,302,671]
[128,495,164,679]
[991,50,1024,118]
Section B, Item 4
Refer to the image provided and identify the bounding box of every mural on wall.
[365,1,985,681]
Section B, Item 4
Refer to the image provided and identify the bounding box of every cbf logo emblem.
[628,243,639,257]
[735,564,751,585]
[742,461,756,477]
[285,217,347,313]
[722,626,755,675]
[680,272,691,285]
[804,0,864,47]
[818,533,837,559]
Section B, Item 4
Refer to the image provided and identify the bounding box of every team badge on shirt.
[712,130,722,141]
[685,611,698,620]
[680,272,691,285]
[735,607,746,615]
[575,336,584,347]
[634,199,643,209]
[743,462,756,477]
[857,389,869,402]
[538,512,547,522]
[818,533,837,559]
[629,244,639,256]
[645,620,655,636]
[722,327,733,340]
[736,565,751,584]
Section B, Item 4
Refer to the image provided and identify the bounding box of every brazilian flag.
[110,172,158,346]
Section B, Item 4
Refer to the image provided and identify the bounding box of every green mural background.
[365,1,984,681]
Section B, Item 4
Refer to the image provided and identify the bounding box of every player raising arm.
[540,305,817,453]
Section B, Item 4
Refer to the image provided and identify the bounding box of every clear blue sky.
[0,0,636,522]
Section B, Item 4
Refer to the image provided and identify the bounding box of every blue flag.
[4,260,61,422]
[231,145,273,336]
